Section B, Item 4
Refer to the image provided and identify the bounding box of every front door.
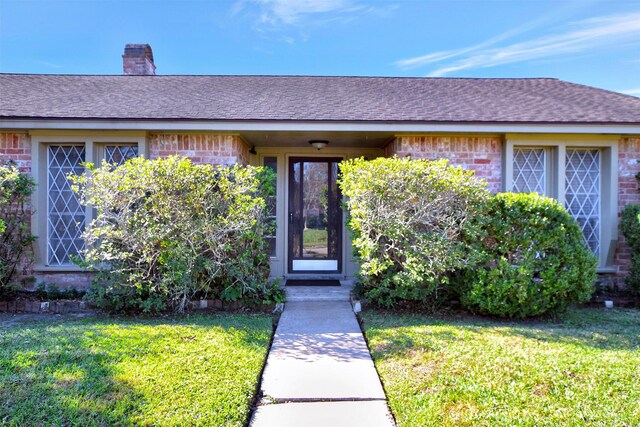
[288,158,342,273]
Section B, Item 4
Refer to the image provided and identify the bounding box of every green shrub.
[35,282,86,300]
[338,156,490,307]
[620,204,640,295]
[458,192,597,318]
[0,164,36,297]
[71,156,281,313]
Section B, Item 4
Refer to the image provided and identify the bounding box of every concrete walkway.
[250,286,395,427]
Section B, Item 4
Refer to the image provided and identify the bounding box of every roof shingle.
[1,74,639,124]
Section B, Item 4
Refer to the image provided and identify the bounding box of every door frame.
[287,156,343,274]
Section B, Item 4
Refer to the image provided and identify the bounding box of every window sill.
[33,265,91,273]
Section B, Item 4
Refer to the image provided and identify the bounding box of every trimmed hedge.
[339,156,490,308]
[457,192,597,317]
[71,156,283,313]
[621,204,640,295]
[340,157,598,317]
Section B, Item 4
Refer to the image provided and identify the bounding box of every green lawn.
[362,308,640,427]
[303,228,327,248]
[0,313,273,427]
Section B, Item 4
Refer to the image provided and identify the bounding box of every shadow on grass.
[0,316,145,426]
[498,309,640,351]
[363,307,640,359]
[0,313,271,426]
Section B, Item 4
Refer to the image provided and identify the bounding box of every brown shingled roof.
[1,74,639,124]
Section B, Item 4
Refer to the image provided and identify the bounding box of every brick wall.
[0,132,31,171]
[149,134,250,165]
[36,272,93,290]
[385,135,503,193]
[615,137,640,279]
[5,131,638,290]
[1,132,252,291]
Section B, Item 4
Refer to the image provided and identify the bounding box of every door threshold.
[284,273,345,281]
[285,279,341,286]
[283,274,354,287]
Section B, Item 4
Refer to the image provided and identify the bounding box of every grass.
[0,313,273,427]
[361,308,640,427]
[303,228,328,248]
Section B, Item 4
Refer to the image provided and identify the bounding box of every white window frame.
[504,134,618,270]
[30,131,147,271]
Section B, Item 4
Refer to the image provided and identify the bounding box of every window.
[46,144,139,266]
[506,136,617,268]
[47,146,86,265]
[512,148,546,194]
[565,149,600,256]
[264,156,278,257]
[105,145,139,164]
[31,133,145,269]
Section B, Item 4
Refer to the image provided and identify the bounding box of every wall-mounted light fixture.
[309,140,329,150]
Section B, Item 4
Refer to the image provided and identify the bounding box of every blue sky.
[1,0,639,95]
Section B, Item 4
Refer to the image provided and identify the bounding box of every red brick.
[385,135,503,193]
[149,134,250,165]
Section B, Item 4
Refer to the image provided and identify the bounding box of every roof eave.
[1,117,640,135]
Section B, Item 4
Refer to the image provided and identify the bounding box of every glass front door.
[288,158,342,273]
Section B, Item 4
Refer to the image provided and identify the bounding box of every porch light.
[309,140,329,150]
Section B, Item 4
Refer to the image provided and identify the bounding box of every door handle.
[289,212,294,224]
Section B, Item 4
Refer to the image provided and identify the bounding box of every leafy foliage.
[338,156,490,307]
[620,204,640,295]
[34,282,86,300]
[458,192,597,317]
[71,156,281,313]
[0,164,36,296]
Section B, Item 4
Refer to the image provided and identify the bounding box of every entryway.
[287,158,343,274]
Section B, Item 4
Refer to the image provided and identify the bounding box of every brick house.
[1,44,640,289]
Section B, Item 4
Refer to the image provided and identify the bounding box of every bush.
[458,192,597,318]
[620,204,640,295]
[71,156,281,313]
[0,164,36,297]
[35,282,86,300]
[338,156,490,307]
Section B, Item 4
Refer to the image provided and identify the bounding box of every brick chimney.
[122,44,156,75]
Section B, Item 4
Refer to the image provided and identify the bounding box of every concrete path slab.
[285,284,353,301]
[251,296,395,426]
[252,401,394,427]
[260,301,385,400]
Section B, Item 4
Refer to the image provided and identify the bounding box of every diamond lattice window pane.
[48,145,86,265]
[565,149,600,256]
[105,145,138,165]
[513,148,546,194]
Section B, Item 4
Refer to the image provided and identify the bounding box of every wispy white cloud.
[256,0,357,25]
[233,0,392,32]
[36,60,63,69]
[396,11,640,77]
[396,6,572,69]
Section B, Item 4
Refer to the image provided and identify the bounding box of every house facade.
[1,44,640,289]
